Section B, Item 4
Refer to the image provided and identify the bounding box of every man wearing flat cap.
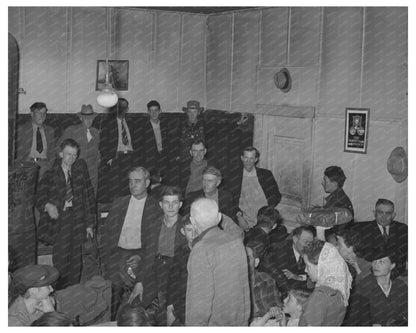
[9,264,59,326]
[15,102,57,180]
[57,104,101,194]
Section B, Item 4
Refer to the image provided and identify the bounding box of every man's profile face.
[160,195,182,218]
[60,145,78,169]
[186,108,199,124]
[321,176,338,194]
[294,230,314,254]
[148,106,161,123]
[31,107,47,126]
[374,204,395,227]
[129,170,150,199]
[190,143,206,163]
[336,235,355,262]
[241,150,258,172]
[202,173,220,195]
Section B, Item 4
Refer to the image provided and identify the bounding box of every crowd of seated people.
[9,99,408,326]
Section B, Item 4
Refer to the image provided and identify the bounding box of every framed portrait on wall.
[96,60,129,91]
[344,108,370,154]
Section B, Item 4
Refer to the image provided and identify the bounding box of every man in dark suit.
[258,225,316,297]
[56,104,100,194]
[97,98,140,203]
[15,102,56,180]
[101,166,163,319]
[35,138,95,289]
[182,165,235,217]
[231,146,281,229]
[136,100,169,178]
[352,198,407,277]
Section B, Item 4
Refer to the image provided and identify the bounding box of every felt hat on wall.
[274,68,292,93]
[387,146,408,183]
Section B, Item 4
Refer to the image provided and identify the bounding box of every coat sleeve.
[299,290,327,326]
[35,169,60,212]
[263,169,281,207]
[185,246,214,326]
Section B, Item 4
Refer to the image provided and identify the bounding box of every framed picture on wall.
[344,108,370,154]
[96,60,129,91]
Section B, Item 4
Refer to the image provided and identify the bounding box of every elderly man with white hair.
[185,198,250,326]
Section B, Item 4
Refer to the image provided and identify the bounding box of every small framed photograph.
[96,60,129,91]
[344,108,370,154]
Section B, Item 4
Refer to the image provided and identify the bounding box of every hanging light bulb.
[97,7,118,108]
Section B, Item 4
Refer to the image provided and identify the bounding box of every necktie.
[382,226,389,242]
[65,170,73,202]
[121,122,128,146]
[36,127,43,153]
[86,128,92,143]
[297,256,305,272]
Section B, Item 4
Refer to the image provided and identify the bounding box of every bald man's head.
[190,198,220,234]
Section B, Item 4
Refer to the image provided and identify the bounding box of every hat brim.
[78,112,98,118]
[182,107,204,113]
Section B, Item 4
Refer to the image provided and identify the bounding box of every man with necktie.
[352,199,408,277]
[97,98,140,203]
[57,104,101,195]
[36,138,95,289]
[15,102,56,180]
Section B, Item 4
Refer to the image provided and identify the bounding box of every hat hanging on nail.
[387,146,407,183]
[274,68,292,93]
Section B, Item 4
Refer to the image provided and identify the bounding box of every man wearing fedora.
[57,104,101,194]
[15,102,56,180]
[352,199,408,278]
[9,264,59,326]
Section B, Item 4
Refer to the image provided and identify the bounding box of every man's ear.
[240,156,244,163]
[146,179,150,188]
[159,202,163,209]
[216,178,221,187]
[392,212,396,221]
[179,201,183,209]
[217,213,222,224]
[180,227,185,236]
[59,152,63,158]
[391,262,396,272]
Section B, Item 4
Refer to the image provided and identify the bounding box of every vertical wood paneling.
[289,7,321,66]
[319,7,363,116]
[260,7,289,66]
[231,11,260,113]
[153,12,181,111]
[361,7,407,120]
[20,7,68,113]
[116,9,153,112]
[8,7,21,43]
[179,14,206,108]
[206,14,232,110]
[69,7,106,113]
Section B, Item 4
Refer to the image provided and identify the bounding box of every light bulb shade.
[97,84,118,108]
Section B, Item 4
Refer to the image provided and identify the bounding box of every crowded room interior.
[8,5,407,326]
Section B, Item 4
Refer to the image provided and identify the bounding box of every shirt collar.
[192,225,217,247]
[243,168,257,177]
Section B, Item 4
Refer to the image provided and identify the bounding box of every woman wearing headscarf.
[299,240,352,326]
